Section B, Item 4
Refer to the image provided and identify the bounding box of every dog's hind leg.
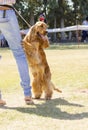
[32,65,45,99]
[44,89,53,100]
[32,77,43,99]
[32,83,42,99]
[42,81,53,100]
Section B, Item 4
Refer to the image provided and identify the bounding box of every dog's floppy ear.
[23,32,30,43]
[30,25,36,35]
[23,25,36,43]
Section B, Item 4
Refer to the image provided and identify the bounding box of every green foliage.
[14,0,88,30]
[72,0,88,21]
[15,0,44,28]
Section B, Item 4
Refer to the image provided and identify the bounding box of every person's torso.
[0,0,16,5]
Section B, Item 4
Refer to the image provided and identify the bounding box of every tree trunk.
[30,12,35,25]
[53,16,57,42]
[60,18,66,40]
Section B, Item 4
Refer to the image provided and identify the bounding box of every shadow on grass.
[1,98,88,120]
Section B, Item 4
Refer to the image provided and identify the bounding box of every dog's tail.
[51,82,62,93]
[53,87,62,93]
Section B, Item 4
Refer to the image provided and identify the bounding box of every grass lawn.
[0,45,88,130]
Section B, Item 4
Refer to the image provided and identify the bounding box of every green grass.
[0,46,88,130]
[48,43,88,49]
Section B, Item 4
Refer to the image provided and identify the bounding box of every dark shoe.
[24,96,34,105]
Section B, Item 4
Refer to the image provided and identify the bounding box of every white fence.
[47,25,88,33]
[1,25,88,47]
[20,25,88,34]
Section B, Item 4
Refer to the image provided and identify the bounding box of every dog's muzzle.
[37,31,47,36]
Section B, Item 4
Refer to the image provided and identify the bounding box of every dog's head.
[23,21,49,48]
[33,21,48,38]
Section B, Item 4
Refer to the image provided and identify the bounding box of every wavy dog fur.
[22,21,62,100]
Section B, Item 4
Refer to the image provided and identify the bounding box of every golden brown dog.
[22,21,62,100]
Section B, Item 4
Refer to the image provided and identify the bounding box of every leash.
[0,4,32,28]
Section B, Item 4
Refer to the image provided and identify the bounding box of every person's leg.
[81,30,87,42]
[0,10,33,104]
[86,31,88,41]
[0,55,6,105]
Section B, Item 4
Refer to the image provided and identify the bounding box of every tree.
[72,0,88,24]
[47,0,72,41]
[15,0,88,42]
[15,0,43,29]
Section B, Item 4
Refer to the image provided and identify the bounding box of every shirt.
[82,20,88,26]
[0,0,16,5]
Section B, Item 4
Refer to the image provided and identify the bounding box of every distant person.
[39,14,46,23]
[81,16,88,43]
